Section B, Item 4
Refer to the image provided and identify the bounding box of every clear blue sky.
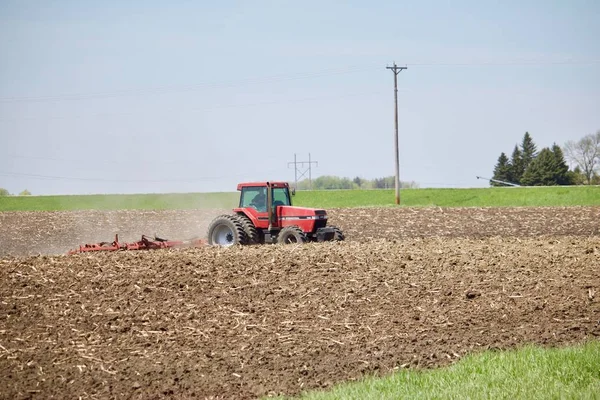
[1,0,598,194]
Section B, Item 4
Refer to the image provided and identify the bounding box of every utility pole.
[287,153,318,190]
[386,62,407,205]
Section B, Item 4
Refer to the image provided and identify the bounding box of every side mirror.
[291,188,296,196]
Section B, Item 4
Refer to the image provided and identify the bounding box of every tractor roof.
[236,182,290,191]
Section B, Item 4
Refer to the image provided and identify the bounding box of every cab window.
[240,187,267,212]
[272,188,291,207]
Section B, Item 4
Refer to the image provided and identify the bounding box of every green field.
[1,186,599,211]
[284,341,600,400]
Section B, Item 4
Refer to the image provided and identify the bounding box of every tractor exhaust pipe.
[266,181,274,231]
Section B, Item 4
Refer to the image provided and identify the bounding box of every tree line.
[294,175,419,190]
[0,189,31,196]
[491,130,600,186]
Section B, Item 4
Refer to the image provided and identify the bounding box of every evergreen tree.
[550,143,573,185]
[521,148,551,186]
[352,176,363,188]
[491,152,512,186]
[509,145,524,184]
[521,146,573,186]
[521,132,538,172]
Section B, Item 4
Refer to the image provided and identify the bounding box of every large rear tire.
[207,215,248,246]
[277,226,307,244]
[237,214,260,245]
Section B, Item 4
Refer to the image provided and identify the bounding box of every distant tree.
[491,152,512,186]
[296,175,419,190]
[521,148,551,186]
[311,175,354,190]
[401,180,420,189]
[521,146,573,186]
[568,166,587,185]
[550,143,573,185]
[521,132,538,173]
[370,176,419,189]
[563,130,600,185]
[0,188,10,196]
[373,176,395,189]
[19,189,32,196]
[509,145,524,184]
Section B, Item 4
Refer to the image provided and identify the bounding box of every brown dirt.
[1,207,599,399]
[1,206,599,257]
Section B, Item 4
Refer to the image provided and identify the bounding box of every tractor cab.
[238,182,291,213]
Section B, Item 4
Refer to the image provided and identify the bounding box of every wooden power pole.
[386,62,407,205]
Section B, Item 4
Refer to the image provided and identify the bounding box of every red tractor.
[207,181,344,246]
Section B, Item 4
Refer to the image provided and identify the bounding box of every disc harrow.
[67,234,206,255]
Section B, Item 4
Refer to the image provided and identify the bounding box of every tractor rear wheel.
[237,214,260,245]
[207,215,248,246]
[277,226,307,244]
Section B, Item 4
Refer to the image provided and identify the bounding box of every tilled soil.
[1,206,599,257]
[0,207,599,399]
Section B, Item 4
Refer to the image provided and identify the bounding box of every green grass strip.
[282,341,600,400]
[0,192,239,211]
[294,186,600,208]
[1,186,599,211]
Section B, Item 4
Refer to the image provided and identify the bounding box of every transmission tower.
[288,153,318,190]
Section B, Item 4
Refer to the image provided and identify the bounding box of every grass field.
[286,341,600,400]
[1,186,599,211]
[294,186,600,208]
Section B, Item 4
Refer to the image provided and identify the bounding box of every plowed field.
[1,206,599,399]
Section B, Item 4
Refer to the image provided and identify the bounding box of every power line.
[2,58,596,104]
[0,64,380,104]
[405,59,600,66]
[0,90,385,122]
[0,168,283,183]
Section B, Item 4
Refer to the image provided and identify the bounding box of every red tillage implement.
[67,234,206,255]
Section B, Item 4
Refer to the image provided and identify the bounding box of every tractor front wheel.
[207,215,248,246]
[277,226,307,244]
[331,226,345,241]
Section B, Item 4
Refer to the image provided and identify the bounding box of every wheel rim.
[284,234,298,244]
[212,224,235,246]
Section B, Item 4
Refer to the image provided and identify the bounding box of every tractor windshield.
[240,186,291,212]
[240,187,267,212]
[272,187,291,207]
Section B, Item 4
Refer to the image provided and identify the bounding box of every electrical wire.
[1,58,597,104]
[0,169,284,183]
[0,89,387,122]
[405,59,600,66]
[0,64,380,104]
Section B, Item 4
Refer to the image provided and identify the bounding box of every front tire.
[331,226,345,241]
[207,215,248,246]
[277,226,307,244]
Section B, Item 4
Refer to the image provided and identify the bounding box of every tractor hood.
[278,206,328,221]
